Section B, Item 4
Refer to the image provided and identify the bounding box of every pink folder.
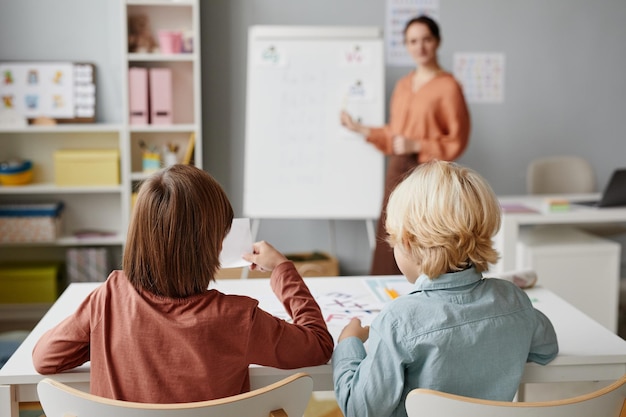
[149,68,173,124]
[128,67,148,124]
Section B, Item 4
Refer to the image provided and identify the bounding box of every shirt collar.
[413,266,483,292]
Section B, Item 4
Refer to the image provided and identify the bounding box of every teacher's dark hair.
[123,164,234,298]
[403,15,441,42]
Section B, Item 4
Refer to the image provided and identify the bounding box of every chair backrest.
[37,372,313,417]
[405,374,626,417]
[527,155,596,194]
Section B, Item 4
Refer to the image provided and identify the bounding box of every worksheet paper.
[219,218,253,268]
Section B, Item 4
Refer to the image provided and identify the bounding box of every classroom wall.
[0,0,122,124]
[201,0,388,274]
[201,0,626,274]
[2,0,625,275]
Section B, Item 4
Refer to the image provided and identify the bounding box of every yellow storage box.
[54,149,120,186]
[0,263,60,303]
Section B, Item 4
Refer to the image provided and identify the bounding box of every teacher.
[340,15,470,275]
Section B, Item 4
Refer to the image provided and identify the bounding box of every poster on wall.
[453,53,505,103]
[0,62,96,121]
[385,0,440,67]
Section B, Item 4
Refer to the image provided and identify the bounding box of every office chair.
[37,372,313,417]
[405,374,626,417]
[526,155,596,194]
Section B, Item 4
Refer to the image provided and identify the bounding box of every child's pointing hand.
[338,317,370,343]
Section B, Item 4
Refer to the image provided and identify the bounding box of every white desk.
[2,277,626,417]
[494,193,626,272]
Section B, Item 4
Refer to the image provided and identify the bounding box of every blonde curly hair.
[385,160,501,278]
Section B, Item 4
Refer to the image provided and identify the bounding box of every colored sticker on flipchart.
[345,79,373,101]
[339,44,372,66]
[339,79,374,140]
[255,44,289,67]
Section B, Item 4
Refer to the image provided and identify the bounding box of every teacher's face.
[404,22,439,67]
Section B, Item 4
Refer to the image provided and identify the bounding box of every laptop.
[574,168,626,207]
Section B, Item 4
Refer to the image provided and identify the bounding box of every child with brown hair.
[333,160,558,417]
[33,164,333,403]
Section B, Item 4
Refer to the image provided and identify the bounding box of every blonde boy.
[333,160,558,417]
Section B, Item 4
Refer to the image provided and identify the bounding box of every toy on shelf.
[31,116,57,126]
[128,14,157,53]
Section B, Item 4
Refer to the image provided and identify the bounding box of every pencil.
[384,287,399,300]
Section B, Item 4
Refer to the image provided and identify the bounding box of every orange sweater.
[32,262,333,403]
[367,72,470,163]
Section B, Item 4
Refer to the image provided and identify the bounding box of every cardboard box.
[0,202,63,243]
[54,149,120,186]
[0,263,60,303]
[216,251,339,279]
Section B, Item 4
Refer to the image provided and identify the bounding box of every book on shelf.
[182,132,195,165]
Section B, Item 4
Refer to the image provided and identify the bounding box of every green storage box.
[0,264,60,303]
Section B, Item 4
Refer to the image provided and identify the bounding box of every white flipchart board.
[244,26,385,219]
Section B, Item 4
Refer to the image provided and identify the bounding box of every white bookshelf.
[0,0,202,328]
[0,126,127,243]
[121,0,202,189]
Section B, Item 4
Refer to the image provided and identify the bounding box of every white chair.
[405,374,626,417]
[37,372,313,417]
[527,155,596,194]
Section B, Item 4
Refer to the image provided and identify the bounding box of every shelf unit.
[0,125,126,331]
[0,124,127,247]
[0,0,202,330]
[121,0,203,199]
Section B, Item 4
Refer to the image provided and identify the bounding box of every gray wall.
[0,0,122,124]
[2,0,625,274]
[201,0,626,274]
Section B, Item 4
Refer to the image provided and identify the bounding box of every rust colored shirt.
[32,262,334,403]
[367,72,470,163]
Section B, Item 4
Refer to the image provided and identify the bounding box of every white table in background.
[495,193,626,273]
[2,276,626,417]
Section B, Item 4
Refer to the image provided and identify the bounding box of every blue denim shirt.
[332,267,558,417]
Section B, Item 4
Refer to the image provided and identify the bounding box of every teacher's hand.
[340,110,359,131]
[393,135,421,155]
[340,110,371,137]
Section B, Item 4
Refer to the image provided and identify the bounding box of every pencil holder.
[163,151,178,167]
[158,30,182,54]
[142,152,161,173]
